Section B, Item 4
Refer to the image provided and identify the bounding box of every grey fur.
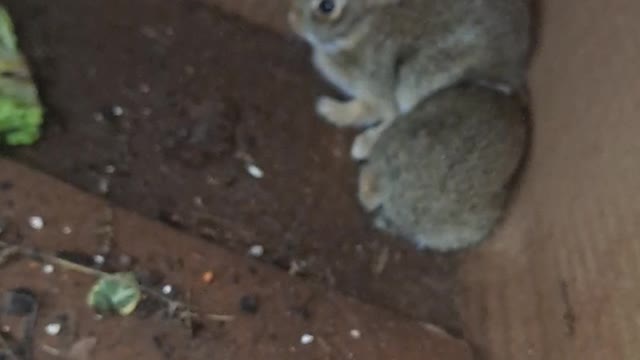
[358,85,527,251]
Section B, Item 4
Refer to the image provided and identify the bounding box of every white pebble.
[62,226,73,235]
[112,106,124,117]
[93,254,106,265]
[42,264,55,274]
[248,245,265,258]
[44,322,62,336]
[350,329,362,339]
[300,334,314,345]
[161,285,173,295]
[98,178,110,194]
[28,216,44,230]
[104,165,116,174]
[246,164,264,179]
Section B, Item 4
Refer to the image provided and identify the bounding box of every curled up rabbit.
[288,0,531,160]
[357,85,527,251]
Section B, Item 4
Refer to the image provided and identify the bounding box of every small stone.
[201,271,215,284]
[239,294,259,314]
[246,164,264,179]
[93,255,106,266]
[45,322,62,336]
[161,285,173,295]
[28,216,44,230]
[112,106,124,117]
[104,165,116,174]
[300,334,315,345]
[248,245,264,258]
[97,178,110,194]
[62,226,73,235]
[42,264,55,274]
[350,329,362,339]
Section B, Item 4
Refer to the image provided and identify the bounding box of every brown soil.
[0,160,473,360]
[3,0,460,334]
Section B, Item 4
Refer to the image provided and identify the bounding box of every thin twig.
[0,245,19,266]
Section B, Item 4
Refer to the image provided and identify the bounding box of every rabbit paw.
[316,96,376,128]
[351,134,374,160]
[351,122,390,160]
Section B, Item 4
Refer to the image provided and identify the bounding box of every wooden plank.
[458,0,640,358]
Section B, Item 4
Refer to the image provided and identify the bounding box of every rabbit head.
[288,0,398,51]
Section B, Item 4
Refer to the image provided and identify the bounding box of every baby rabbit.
[358,84,527,251]
[288,0,531,160]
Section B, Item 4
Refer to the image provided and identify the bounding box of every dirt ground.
[0,160,472,359]
[2,0,460,336]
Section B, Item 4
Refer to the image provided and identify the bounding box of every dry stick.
[0,245,19,266]
[0,241,235,323]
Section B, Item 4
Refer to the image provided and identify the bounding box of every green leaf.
[0,6,17,51]
[87,272,142,316]
[0,5,43,146]
[0,97,42,145]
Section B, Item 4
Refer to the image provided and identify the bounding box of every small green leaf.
[0,5,44,147]
[0,6,18,51]
[87,272,142,316]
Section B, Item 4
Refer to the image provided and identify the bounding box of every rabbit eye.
[317,0,335,14]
